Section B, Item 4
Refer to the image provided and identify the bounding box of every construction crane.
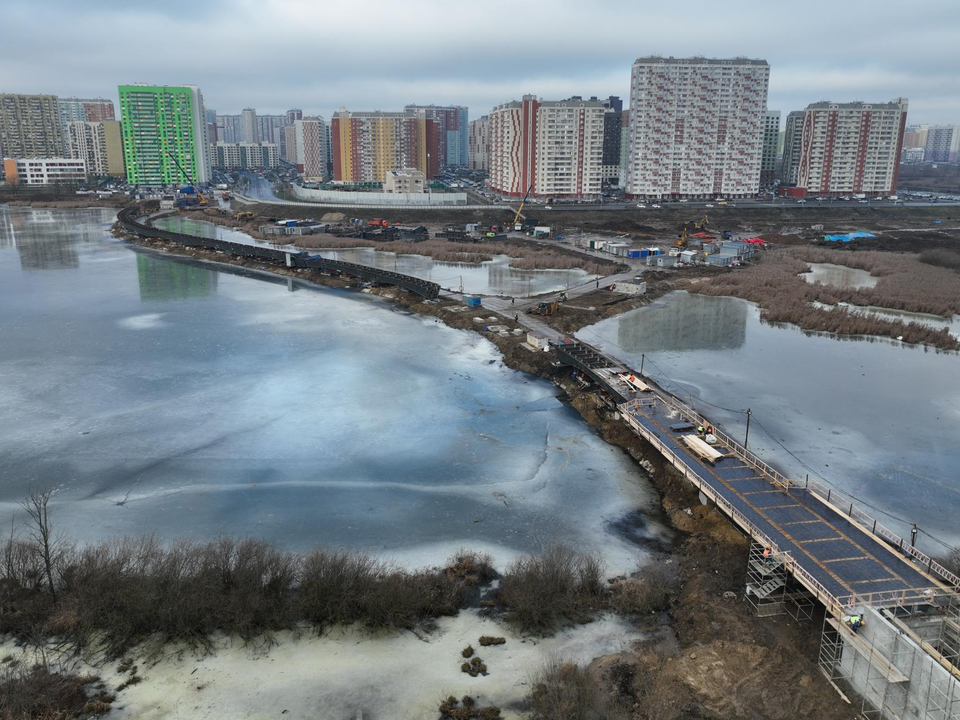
[166,151,208,206]
[511,184,535,230]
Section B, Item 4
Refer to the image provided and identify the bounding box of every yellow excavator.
[695,214,708,231]
[674,227,688,248]
[528,299,560,316]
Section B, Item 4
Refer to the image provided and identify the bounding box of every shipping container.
[466,296,482,308]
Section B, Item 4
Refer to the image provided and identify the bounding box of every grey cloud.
[1,0,957,124]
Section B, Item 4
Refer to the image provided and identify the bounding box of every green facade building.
[118,84,211,187]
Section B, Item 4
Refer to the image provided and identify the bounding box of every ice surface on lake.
[0,206,666,572]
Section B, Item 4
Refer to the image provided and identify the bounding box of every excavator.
[528,299,560,316]
[167,151,208,206]
[674,227,688,248]
[694,214,709,231]
[511,183,535,231]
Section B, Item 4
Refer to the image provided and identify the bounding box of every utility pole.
[744,408,752,449]
[640,353,645,376]
[911,524,918,547]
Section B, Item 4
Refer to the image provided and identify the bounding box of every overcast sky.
[3,0,958,126]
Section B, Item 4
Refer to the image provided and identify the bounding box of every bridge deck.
[623,398,938,604]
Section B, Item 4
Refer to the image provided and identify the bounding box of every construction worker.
[706,425,714,435]
[763,546,772,560]
[697,425,705,437]
[511,297,515,305]
[845,614,865,633]
[514,312,519,322]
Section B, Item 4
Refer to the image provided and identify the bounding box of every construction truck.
[367,217,389,227]
[236,211,254,221]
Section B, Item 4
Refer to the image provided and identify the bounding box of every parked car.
[636,204,647,208]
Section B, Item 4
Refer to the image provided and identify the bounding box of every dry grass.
[690,247,960,350]
[527,657,630,720]
[0,661,114,719]
[610,559,678,617]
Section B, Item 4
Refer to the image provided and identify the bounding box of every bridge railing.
[643,389,960,591]
[805,480,960,590]
[619,404,846,616]
[656,394,793,490]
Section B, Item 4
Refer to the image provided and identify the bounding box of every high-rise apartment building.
[258,115,285,147]
[212,142,279,169]
[795,98,907,196]
[241,108,259,143]
[216,115,242,144]
[760,110,780,185]
[66,120,125,177]
[283,124,298,164]
[118,84,211,186]
[625,57,770,198]
[488,95,606,199]
[903,125,929,151]
[404,105,468,167]
[0,94,63,160]
[780,110,804,185]
[331,109,440,183]
[601,96,623,182]
[618,110,630,188]
[57,97,115,154]
[924,126,960,163]
[468,116,489,171]
[286,109,303,125]
[294,117,330,181]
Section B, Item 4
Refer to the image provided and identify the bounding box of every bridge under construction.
[558,339,960,720]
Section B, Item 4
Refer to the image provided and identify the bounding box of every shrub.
[611,559,678,616]
[478,636,506,646]
[527,657,629,720]
[462,645,475,658]
[0,662,114,719]
[497,545,606,634]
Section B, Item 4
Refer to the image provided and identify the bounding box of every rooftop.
[634,55,768,66]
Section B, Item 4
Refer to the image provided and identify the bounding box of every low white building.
[3,157,87,185]
[384,168,425,193]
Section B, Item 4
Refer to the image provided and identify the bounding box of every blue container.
[639,250,649,258]
[466,296,482,308]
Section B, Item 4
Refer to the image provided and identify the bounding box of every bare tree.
[20,489,64,601]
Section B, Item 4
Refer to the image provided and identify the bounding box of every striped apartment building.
[625,56,770,199]
[487,95,606,199]
[331,109,440,184]
[794,99,908,196]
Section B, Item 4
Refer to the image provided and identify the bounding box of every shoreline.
[107,219,852,717]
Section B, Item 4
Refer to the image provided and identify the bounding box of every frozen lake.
[150,214,589,298]
[0,206,665,571]
[578,291,960,550]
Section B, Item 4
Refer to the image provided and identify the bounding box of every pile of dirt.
[321,211,346,222]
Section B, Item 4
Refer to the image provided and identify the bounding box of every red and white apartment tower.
[487,95,606,199]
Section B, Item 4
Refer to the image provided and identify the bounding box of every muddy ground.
[114,226,853,719]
